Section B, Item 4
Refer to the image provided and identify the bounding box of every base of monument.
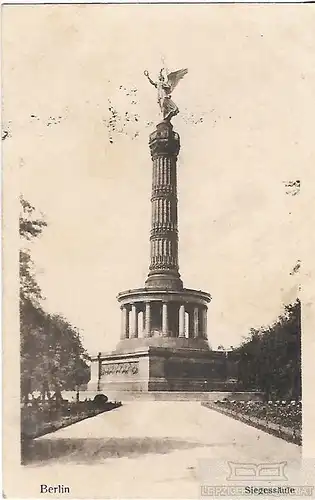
[88,346,242,394]
[84,389,264,402]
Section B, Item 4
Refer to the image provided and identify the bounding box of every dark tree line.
[235,299,301,400]
[20,197,90,403]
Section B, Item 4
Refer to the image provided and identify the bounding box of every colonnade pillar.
[130,304,138,338]
[145,302,151,337]
[162,302,168,336]
[201,307,207,339]
[193,306,199,338]
[120,306,130,339]
[178,304,185,337]
[120,301,207,341]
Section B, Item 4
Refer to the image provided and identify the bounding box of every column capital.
[149,122,180,158]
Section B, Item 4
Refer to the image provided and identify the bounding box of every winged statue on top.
[144,67,188,122]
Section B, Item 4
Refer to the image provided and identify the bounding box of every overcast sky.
[4,4,313,354]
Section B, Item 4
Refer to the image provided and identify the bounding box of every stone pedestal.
[88,347,234,393]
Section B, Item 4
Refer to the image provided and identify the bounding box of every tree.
[20,197,89,403]
[236,300,301,400]
[20,197,47,401]
[20,196,47,307]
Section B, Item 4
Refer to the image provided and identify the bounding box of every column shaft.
[178,304,185,337]
[188,311,194,338]
[162,303,168,336]
[202,307,208,339]
[145,302,151,337]
[125,307,130,338]
[120,306,127,339]
[130,304,138,338]
[193,306,199,338]
[147,122,182,288]
[141,310,145,338]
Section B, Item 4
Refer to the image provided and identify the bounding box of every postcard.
[2,3,315,498]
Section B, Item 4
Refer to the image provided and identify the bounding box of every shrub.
[93,393,109,407]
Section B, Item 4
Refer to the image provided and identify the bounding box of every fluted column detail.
[145,121,183,290]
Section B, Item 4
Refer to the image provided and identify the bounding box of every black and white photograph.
[2,3,314,497]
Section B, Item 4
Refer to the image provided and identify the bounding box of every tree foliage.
[20,197,47,307]
[236,300,301,400]
[20,197,90,402]
[20,197,48,241]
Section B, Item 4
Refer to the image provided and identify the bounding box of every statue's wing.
[167,68,188,92]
